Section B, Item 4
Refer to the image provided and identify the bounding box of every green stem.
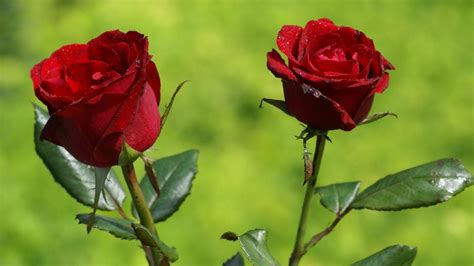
[289,135,327,266]
[121,163,162,266]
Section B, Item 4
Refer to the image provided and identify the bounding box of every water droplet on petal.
[302,83,321,98]
[92,72,104,81]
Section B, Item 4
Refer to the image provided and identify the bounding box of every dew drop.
[92,72,104,81]
[302,84,321,98]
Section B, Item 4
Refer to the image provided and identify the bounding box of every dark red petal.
[267,50,297,81]
[125,82,160,147]
[39,66,151,167]
[325,78,378,117]
[89,30,128,46]
[92,62,149,164]
[382,56,395,70]
[282,80,355,131]
[113,42,130,69]
[37,45,88,84]
[293,67,345,87]
[40,105,99,166]
[358,31,375,50]
[337,27,360,48]
[125,32,149,69]
[298,18,338,60]
[146,61,161,105]
[374,72,390,93]
[306,33,341,56]
[31,44,87,109]
[312,59,359,78]
[31,61,44,88]
[65,60,110,93]
[316,18,335,25]
[96,72,136,96]
[126,31,147,47]
[347,44,374,78]
[353,73,390,123]
[353,95,374,124]
[35,82,73,113]
[48,44,88,65]
[276,25,303,64]
[292,66,381,118]
[92,84,158,164]
[40,83,156,167]
[369,51,383,78]
[87,43,126,74]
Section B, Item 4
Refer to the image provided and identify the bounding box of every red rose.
[31,30,161,167]
[267,18,394,131]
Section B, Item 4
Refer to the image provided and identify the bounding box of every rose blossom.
[267,18,394,131]
[31,30,161,167]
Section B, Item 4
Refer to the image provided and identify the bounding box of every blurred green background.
[1,0,473,265]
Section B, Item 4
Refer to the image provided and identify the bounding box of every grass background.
[0,0,473,265]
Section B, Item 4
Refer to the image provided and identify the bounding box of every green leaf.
[76,214,178,262]
[351,245,417,266]
[238,229,279,266]
[259,98,291,116]
[76,214,135,240]
[358,112,397,125]
[315,182,360,214]
[352,159,473,211]
[223,252,245,266]
[132,224,179,262]
[34,105,126,210]
[133,150,199,222]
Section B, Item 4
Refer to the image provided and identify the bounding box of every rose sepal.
[118,138,142,166]
[259,98,292,116]
[297,126,331,143]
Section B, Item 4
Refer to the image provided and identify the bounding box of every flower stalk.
[289,134,327,266]
[121,162,162,266]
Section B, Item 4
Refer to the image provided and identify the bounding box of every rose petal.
[293,67,352,88]
[336,27,361,48]
[40,103,101,166]
[126,31,147,47]
[382,55,395,70]
[31,61,44,88]
[353,95,375,124]
[89,30,128,46]
[146,60,161,104]
[353,73,390,123]
[298,18,338,60]
[267,49,297,81]
[87,43,126,74]
[312,59,359,78]
[65,60,111,93]
[346,44,374,78]
[282,80,355,131]
[48,44,88,66]
[325,78,378,117]
[92,64,148,161]
[113,42,130,69]
[277,25,302,64]
[35,81,74,113]
[358,31,375,50]
[369,51,383,78]
[374,72,390,93]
